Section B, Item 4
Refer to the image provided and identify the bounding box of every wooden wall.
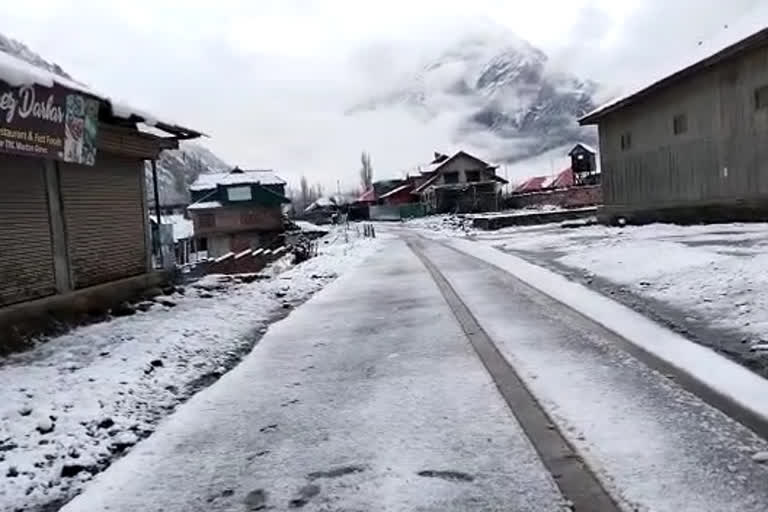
[597,42,768,219]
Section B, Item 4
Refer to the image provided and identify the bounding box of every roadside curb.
[441,235,768,442]
[408,237,623,512]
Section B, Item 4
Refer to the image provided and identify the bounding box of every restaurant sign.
[0,82,100,165]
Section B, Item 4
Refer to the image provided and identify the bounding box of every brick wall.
[505,185,602,210]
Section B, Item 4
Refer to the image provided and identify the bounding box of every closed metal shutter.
[0,154,56,306]
[60,154,147,289]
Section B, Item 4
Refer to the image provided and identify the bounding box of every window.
[241,211,261,225]
[755,85,768,110]
[198,213,215,228]
[227,185,252,201]
[443,171,459,184]
[465,170,481,182]
[620,132,632,151]
[673,114,688,135]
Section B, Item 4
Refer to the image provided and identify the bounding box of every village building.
[414,151,507,213]
[0,48,202,343]
[187,168,290,257]
[580,23,768,223]
[508,143,602,210]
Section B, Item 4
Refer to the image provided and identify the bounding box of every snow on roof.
[357,188,376,202]
[571,143,596,154]
[380,184,412,199]
[187,201,223,211]
[160,214,193,241]
[582,7,768,123]
[0,48,200,138]
[189,170,285,192]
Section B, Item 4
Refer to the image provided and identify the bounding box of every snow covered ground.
[418,240,768,511]
[62,237,567,512]
[0,227,379,512]
[404,216,768,376]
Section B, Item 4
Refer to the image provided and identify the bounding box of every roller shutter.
[0,154,56,306]
[60,154,147,289]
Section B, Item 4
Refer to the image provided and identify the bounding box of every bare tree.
[300,176,310,207]
[359,151,373,191]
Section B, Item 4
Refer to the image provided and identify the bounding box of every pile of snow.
[404,214,473,234]
[0,35,188,132]
[0,228,379,511]
[478,222,768,344]
[189,170,285,192]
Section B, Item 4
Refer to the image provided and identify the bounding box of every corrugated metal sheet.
[0,154,56,306]
[60,154,147,289]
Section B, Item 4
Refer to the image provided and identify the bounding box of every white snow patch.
[0,48,191,132]
[189,170,285,192]
[0,228,379,511]
[444,236,768,430]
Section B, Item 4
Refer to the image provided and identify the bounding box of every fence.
[370,203,428,221]
[504,185,602,210]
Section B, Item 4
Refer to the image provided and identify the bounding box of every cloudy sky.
[1,0,763,189]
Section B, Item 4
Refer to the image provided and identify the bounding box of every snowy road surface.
[63,231,768,512]
[63,237,567,512]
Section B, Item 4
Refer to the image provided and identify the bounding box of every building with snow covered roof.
[413,150,507,213]
[187,167,290,257]
[580,18,768,224]
[0,42,203,339]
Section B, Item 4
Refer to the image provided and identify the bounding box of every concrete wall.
[597,42,768,220]
[434,154,498,186]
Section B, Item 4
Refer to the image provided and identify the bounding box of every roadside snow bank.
[445,236,768,436]
[0,230,379,512]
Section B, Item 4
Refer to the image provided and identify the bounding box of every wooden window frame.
[755,85,768,110]
[673,114,688,135]
[198,213,215,228]
[443,171,460,184]
[620,132,632,151]
[465,170,481,182]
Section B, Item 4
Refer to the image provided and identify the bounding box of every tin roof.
[0,49,203,139]
[581,14,768,125]
[189,169,286,192]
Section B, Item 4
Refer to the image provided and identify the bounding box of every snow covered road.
[62,236,568,512]
[60,231,768,512]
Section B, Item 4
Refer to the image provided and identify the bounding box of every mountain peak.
[348,30,598,163]
[0,33,71,79]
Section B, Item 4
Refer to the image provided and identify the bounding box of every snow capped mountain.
[0,33,71,79]
[0,32,230,206]
[146,143,230,206]
[349,32,598,164]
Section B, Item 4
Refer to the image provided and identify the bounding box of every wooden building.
[187,168,290,257]
[0,53,201,311]
[414,151,507,213]
[580,24,768,223]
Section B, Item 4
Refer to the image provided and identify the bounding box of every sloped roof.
[190,169,285,192]
[580,14,768,124]
[413,173,441,194]
[513,176,548,194]
[380,184,414,199]
[569,143,596,155]
[357,187,376,202]
[513,168,573,194]
[0,48,202,139]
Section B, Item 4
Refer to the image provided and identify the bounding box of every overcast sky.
[1,0,763,189]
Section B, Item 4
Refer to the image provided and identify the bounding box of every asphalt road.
[63,232,768,512]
